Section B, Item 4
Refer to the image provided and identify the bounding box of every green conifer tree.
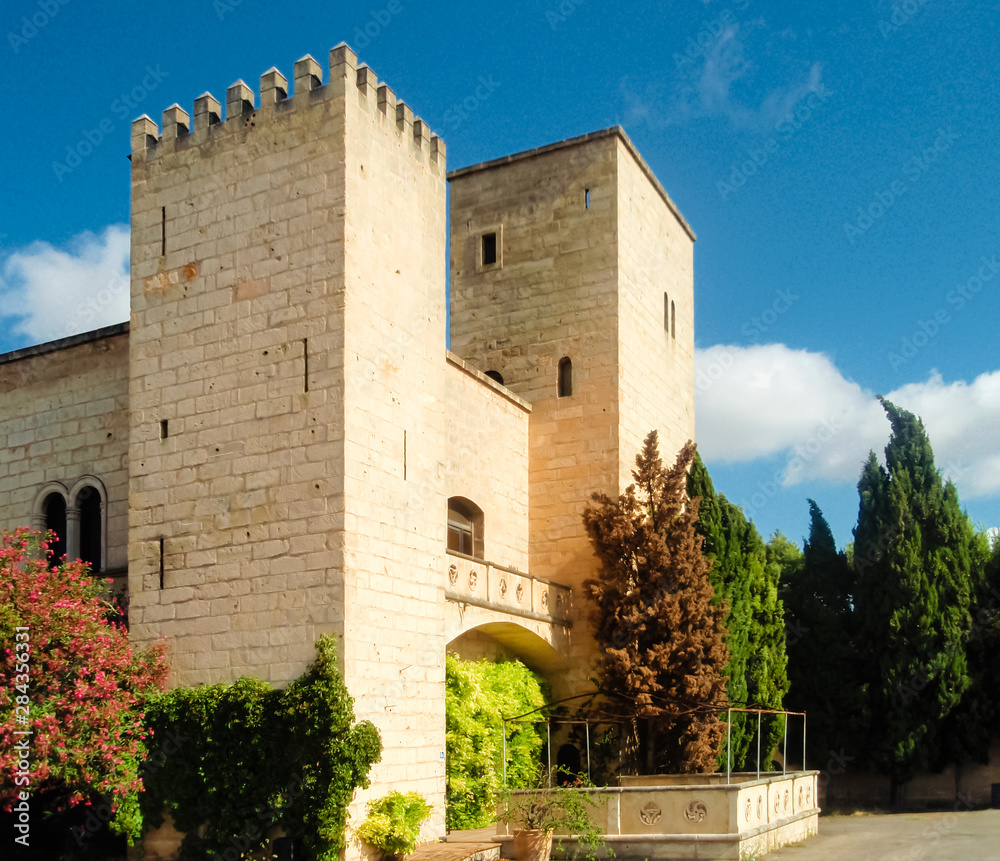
[779,501,859,769]
[853,398,976,803]
[687,455,788,771]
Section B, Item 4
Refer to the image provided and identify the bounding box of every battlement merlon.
[130,41,445,165]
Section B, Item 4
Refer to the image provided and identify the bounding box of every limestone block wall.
[448,132,621,600]
[128,53,355,688]
[443,353,530,572]
[0,327,130,575]
[616,138,696,482]
[335,44,449,812]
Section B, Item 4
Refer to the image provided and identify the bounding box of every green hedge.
[141,636,381,861]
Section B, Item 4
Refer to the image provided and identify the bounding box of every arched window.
[558,357,573,397]
[447,497,485,559]
[485,370,504,385]
[69,477,107,575]
[43,492,67,566]
[78,486,102,573]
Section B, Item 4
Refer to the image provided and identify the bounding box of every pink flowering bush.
[0,528,167,844]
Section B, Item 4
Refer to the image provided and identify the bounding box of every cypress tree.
[852,398,976,803]
[779,501,859,769]
[688,455,788,771]
[583,433,728,773]
[750,530,789,770]
[933,529,998,771]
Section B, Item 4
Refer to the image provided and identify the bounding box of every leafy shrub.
[0,528,167,845]
[445,655,547,829]
[501,768,610,861]
[357,791,433,857]
[142,635,382,861]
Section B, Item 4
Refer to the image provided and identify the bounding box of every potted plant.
[357,791,434,859]
[500,770,610,861]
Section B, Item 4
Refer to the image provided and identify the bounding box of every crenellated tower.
[127,42,449,842]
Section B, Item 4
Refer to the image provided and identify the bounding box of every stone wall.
[0,327,129,576]
[443,353,531,572]
[615,137,696,484]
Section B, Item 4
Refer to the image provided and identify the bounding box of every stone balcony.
[444,550,572,628]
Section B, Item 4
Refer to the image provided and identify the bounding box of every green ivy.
[141,635,381,861]
[445,655,547,830]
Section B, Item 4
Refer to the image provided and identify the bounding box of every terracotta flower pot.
[513,828,553,861]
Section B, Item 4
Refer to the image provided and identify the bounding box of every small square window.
[476,225,503,272]
[482,232,497,266]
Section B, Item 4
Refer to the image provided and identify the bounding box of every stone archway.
[447,620,568,678]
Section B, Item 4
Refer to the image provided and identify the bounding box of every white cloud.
[0,225,130,346]
[624,20,824,133]
[696,344,1000,499]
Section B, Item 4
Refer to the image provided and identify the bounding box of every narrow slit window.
[664,292,670,332]
[585,189,590,209]
[558,357,573,397]
[159,538,165,590]
[482,232,498,266]
[303,338,309,393]
[671,301,676,339]
[160,419,169,439]
[161,206,166,257]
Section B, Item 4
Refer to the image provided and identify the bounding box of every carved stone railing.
[445,550,572,627]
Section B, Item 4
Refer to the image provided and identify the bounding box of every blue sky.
[2,0,998,549]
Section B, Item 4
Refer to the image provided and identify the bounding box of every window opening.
[160,419,169,439]
[482,232,497,266]
[585,189,590,209]
[447,497,485,559]
[303,338,309,393]
[671,301,676,339]
[43,492,67,566]
[78,487,102,574]
[485,370,504,385]
[664,292,670,332]
[558,357,573,397]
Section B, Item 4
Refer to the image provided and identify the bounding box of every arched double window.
[447,497,485,559]
[33,477,106,572]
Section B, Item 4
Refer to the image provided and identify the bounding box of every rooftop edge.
[0,322,130,367]
[446,126,696,242]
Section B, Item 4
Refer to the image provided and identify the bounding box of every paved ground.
[419,814,1000,861]
[769,809,1000,861]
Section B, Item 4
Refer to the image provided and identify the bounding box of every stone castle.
[0,42,695,850]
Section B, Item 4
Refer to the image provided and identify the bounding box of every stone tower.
[448,129,696,679]
[127,42,449,819]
